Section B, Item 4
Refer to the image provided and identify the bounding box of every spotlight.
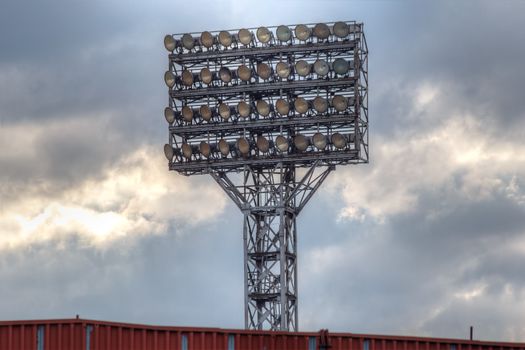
[182,106,193,122]
[276,25,292,42]
[256,100,270,117]
[257,63,271,80]
[164,107,175,124]
[256,27,272,43]
[275,98,290,115]
[219,31,233,47]
[294,97,308,114]
[181,69,194,86]
[219,67,232,83]
[200,105,212,121]
[164,35,176,52]
[294,134,309,151]
[295,60,310,77]
[313,23,330,40]
[181,34,195,50]
[332,95,348,112]
[164,71,176,88]
[331,133,347,149]
[200,141,211,158]
[237,65,252,82]
[313,133,327,150]
[238,29,252,45]
[164,144,175,161]
[257,135,270,153]
[333,22,349,38]
[295,24,311,41]
[237,137,250,155]
[182,143,193,159]
[313,59,329,76]
[238,101,251,118]
[275,135,289,152]
[200,68,213,84]
[218,139,230,156]
[276,61,291,78]
[219,103,231,120]
[313,96,328,113]
[333,58,350,75]
[200,31,214,48]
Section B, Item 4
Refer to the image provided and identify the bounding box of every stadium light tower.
[163,21,368,331]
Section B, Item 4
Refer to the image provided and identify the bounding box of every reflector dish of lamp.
[313,59,329,76]
[333,22,349,38]
[238,28,252,45]
[256,27,272,43]
[164,71,176,88]
[218,139,230,156]
[238,101,251,118]
[333,58,349,75]
[164,107,175,124]
[182,143,193,159]
[294,134,309,151]
[219,31,232,47]
[257,135,270,153]
[219,67,232,83]
[294,97,308,114]
[181,69,194,86]
[313,23,330,40]
[275,98,290,115]
[164,35,176,52]
[276,61,291,78]
[219,103,231,120]
[200,105,212,121]
[313,96,328,113]
[295,60,310,77]
[200,67,213,84]
[331,132,347,149]
[200,141,211,158]
[312,132,327,150]
[257,63,271,80]
[237,138,250,155]
[332,95,348,111]
[256,100,270,117]
[295,24,311,41]
[181,34,195,50]
[200,31,214,48]
[164,144,174,161]
[182,106,194,122]
[275,135,289,152]
[237,65,252,81]
[276,25,292,41]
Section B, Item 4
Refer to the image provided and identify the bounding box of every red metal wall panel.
[1,319,525,350]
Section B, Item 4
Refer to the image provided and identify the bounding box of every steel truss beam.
[211,161,333,331]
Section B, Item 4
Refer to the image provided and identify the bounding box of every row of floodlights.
[164,132,354,161]
[164,22,356,52]
[164,58,351,88]
[165,95,352,124]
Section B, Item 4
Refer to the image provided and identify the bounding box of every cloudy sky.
[1,0,525,343]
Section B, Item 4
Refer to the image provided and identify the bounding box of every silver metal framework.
[164,22,368,331]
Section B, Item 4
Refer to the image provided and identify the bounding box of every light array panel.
[164,21,368,175]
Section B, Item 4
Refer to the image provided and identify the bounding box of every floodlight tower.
[163,22,368,331]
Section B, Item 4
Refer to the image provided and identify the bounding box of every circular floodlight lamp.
[295,60,310,77]
[256,26,271,43]
[333,58,350,75]
[313,133,327,150]
[275,99,290,115]
[332,133,347,149]
[256,100,270,117]
[332,95,348,112]
[200,31,214,48]
[164,144,174,161]
[181,143,193,159]
[200,68,213,84]
[313,96,328,113]
[276,61,291,78]
[295,24,311,41]
[164,71,176,88]
[237,65,252,81]
[200,105,212,121]
[314,59,329,76]
[219,103,231,120]
[164,35,176,52]
[181,33,195,50]
[181,106,193,122]
[333,22,349,38]
[237,138,250,155]
[164,107,175,124]
[257,63,271,80]
[219,67,232,83]
[313,23,330,39]
[275,135,289,152]
[219,31,232,47]
[238,28,252,45]
[238,101,251,118]
[257,136,270,153]
[181,70,194,86]
[294,134,309,152]
[218,139,230,156]
[200,141,211,158]
[276,25,292,41]
[294,97,308,114]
